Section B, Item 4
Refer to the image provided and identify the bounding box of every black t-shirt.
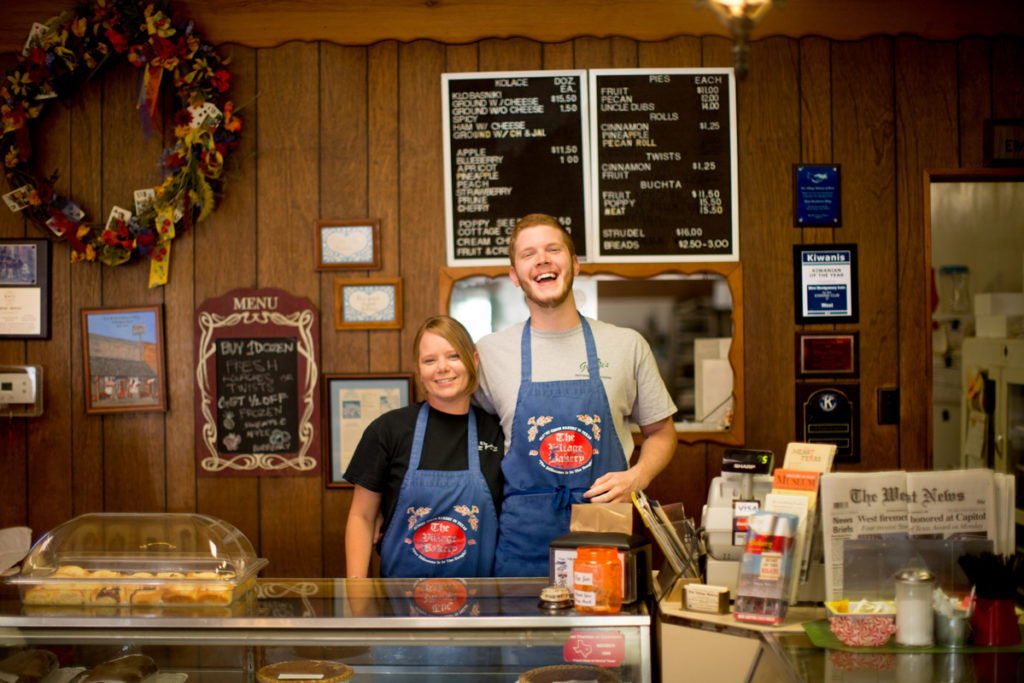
[343,402,504,535]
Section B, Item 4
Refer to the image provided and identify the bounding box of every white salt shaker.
[895,568,935,647]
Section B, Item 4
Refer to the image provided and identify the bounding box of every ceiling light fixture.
[697,0,780,79]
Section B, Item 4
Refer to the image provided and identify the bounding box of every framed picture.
[81,305,167,414]
[316,219,381,270]
[0,238,51,339]
[793,244,859,325]
[335,277,402,330]
[324,373,413,486]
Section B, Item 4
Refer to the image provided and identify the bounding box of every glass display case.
[0,577,651,681]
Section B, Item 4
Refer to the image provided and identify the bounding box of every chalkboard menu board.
[195,288,320,477]
[214,337,298,456]
[442,70,590,266]
[589,68,738,261]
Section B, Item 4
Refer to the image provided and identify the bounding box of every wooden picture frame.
[81,305,167,414]
[334,277,402,330]
[324,373,413,486]
[0,238,51,339]
[316,219,381,270]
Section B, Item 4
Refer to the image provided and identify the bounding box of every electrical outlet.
[877,387,899,425]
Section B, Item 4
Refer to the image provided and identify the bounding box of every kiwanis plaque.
[442,70,590,266]
[589,68,738,261]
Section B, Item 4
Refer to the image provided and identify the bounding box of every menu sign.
[194,288,320,477]
[442,70,590,266]
[589,68,738,262]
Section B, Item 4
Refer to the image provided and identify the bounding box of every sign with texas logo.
[527,414,602,474]
[194,287,320,476]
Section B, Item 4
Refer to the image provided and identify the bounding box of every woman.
[344,315,504,578]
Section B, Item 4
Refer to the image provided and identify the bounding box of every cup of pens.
[957,552,1023,647]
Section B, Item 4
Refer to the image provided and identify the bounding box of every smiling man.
[474,213,679,577]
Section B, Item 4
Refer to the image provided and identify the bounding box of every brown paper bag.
[570,503,633,535]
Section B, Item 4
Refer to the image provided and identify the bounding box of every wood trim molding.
[4,0,1023,54]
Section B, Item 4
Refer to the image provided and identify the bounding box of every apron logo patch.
[409,517,469,562]
[527,415,553,442]
[538,426,594,472]
[577,413,601,440]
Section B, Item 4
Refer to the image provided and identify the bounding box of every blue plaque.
[794,164,841,226]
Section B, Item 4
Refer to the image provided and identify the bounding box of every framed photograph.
[335,277,402,330]
[0,238,51,339]
[316,219,381,270]
[81,305,167,414]
[324,373,413,486]
[793,244,859,325]
[796,332,859,378]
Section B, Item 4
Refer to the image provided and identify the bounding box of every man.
[475,213,678,577]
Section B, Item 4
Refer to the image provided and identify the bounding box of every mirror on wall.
[440,262,744,445]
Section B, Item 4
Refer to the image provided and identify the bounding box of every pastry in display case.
[256,660,354,682]
[6,513,267,607]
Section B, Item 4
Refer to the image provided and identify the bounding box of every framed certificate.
[793,244,858,324]
[0,239,51,339]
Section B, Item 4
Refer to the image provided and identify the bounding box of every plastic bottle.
[573,546,622,614]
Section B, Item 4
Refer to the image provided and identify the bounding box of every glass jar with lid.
[573,546,622,614]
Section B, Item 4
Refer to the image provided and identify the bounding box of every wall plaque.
[793,244,858,324]
[442,70,590,265]
[796,383,859,464]
[796,332,858,378]
[793,164,841,226]
[194,287,320,476]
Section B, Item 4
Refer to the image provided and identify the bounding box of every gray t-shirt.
[474,317,677,460]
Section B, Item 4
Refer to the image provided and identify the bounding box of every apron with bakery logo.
[379,403,498,578]
[495,315,627,577]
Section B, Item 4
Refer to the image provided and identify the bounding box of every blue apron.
[379,403,498,578]
[495,315,627,577]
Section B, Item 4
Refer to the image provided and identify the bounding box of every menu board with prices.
[442,70,590,266]
[589,68,738,262]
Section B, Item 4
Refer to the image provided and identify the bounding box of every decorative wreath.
[1,0,241,286]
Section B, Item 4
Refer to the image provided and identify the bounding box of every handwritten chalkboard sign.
[442,70,590,266]
[195,288,320,477]
[589,68,738,262]
[214,337,299,456]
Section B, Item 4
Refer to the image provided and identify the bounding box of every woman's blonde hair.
[413,315,479,396]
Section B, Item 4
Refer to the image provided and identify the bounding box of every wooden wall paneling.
[256,42,324,577]
[542,42,575,70]
[734,37,800,459]
[397,41,446,374]
[957,39,992,168]
[445,44,479,73]
[573,37,638,70]
[0,53,25,526]
[799,37,833,164]
[68,57,105,518]
[99,63,169,513]
[23,81,73,535]
[832,38,899,473]
[319,43,369,578]
[366,42,402,377]
[894,37,960,472]
[194,46,261,548]
[637,36,702,68]
[479,37,542,71]
[991,37,1024,118]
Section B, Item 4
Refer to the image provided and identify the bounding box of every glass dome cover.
[8,512,268,606]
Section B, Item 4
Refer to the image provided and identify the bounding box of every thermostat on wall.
[0,365,43,417]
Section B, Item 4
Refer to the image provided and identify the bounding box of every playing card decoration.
[1,0,241,287]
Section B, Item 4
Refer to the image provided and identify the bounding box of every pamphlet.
[782,441,837,473]
[763,492,810,604]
